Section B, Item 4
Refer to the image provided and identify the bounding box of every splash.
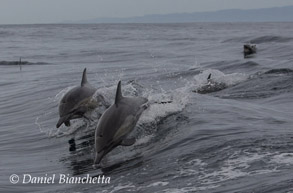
[38,80,189,138]
[192,69,249,94]
[37,68,248,139]
[194,69,248,87]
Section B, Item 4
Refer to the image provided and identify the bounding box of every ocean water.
[1,22,293,193]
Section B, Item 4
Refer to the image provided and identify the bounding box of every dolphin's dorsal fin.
[207,73,211,80]
[81,68,88,86]
[115,81,123,107]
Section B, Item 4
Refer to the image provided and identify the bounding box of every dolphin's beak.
[94,151,104,165]
[56,115,71,128]
[56,118,64,128]
[92,153,101,169]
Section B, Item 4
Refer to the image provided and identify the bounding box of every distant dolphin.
[56,68,105,128]
[194,73,227,94]
[94,81,148,166]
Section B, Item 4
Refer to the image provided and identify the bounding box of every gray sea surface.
[1,23,293,193]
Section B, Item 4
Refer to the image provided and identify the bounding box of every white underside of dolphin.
[94,80,148,166]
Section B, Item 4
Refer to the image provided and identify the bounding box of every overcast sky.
[0,0,293,24]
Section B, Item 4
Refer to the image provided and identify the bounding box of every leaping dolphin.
[56,68,105,128]
[94,81,148,166]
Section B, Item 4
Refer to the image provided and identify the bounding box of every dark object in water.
[19,57,22,71]
[244,44,256,58]
[68,138,76,151]
[0,60,48,65]
[0,60,29,65]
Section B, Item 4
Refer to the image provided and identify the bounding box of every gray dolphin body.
[56,68,102,128]
[94,81,148,165]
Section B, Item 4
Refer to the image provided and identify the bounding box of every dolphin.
[56,68,105,128]
[194,73,227,94]
[94,81,148,166]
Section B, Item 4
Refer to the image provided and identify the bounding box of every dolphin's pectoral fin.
[65,120,71,126]
[120,137,136,146]
[141,102,149,110]
[135,103,148,119]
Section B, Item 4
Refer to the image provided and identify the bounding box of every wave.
[36,79,188,138]
[0,31,14,37]
[222,36,251,43]
[223,35,293,44]
[250,36,293,44]
[35,79,191,175]
[37,67,286,139]
[264,68,293,74]
[239,61,259,67]
[214,68,293,99]
[170,133,293,193]
[202,60,261,74]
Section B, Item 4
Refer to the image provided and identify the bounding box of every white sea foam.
[193,68,248,89]
[40,69,247,138]
[135,134,154,145]
[109,183,136,193]
[270,153,293,165]
[185,158,207,167]
[160,185,220,193]
[146,181,169,187]
[202,149,293,186]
